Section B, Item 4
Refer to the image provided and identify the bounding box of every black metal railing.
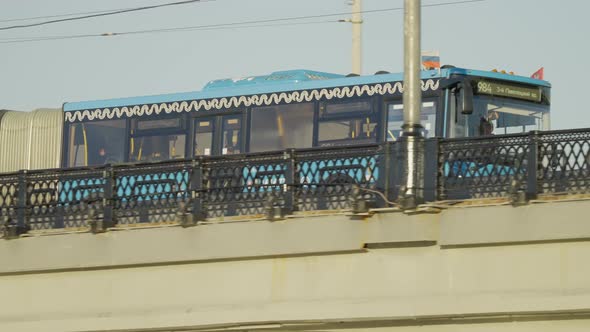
[438,133,531,200]
[1,128,590,237]
[536,129,590,194]
[438,129,590,201]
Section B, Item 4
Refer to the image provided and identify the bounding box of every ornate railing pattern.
[1,128,589,237]
[536,129,590,194]
[27,168,104,230]
[295,145,382,212]
[202,151,290,218]
[439,134,531,199]
[439,129,590,200]
[113,160,193,224]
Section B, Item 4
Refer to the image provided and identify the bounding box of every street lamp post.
[399,0,424,209]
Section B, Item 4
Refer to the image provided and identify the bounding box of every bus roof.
[63,67,551,112]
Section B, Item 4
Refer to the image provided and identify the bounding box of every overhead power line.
[0,20,338,44]
[0,0,486,44]
[118,0,485,36]
[0,0,210,31]
[0,7,151,24]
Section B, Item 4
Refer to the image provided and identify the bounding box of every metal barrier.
[438,129,590,201]
[1,128,590,237]
[438,133,531,200]
[536,129,590,195]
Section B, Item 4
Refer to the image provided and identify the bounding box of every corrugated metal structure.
[0,109,62,173]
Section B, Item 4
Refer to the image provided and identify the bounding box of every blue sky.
[0,0,587,129]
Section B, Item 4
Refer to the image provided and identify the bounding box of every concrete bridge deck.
[1,197,590,332]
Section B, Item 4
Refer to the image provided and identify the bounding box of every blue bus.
[61,67,550,167]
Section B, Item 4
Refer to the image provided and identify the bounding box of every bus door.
[193,114,243,156]
[194,117,215,156]
[220,115,242,155]
[194,114,245,204]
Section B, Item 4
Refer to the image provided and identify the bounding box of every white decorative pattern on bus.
[65,79,440,122]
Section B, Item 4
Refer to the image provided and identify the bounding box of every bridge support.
[2,200,590,331]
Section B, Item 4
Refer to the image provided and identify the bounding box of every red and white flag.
[531,67,544,80]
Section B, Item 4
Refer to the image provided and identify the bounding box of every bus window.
[317,99,377,147]
[130,135,186,162]
[221,115,242,155]
[129,116,187,162]
[471,97,548,136]
[194,118,215,156]
[386,101,437,140]
[67,119,126,167]
[137,118,181,130]
[250,103,314,152]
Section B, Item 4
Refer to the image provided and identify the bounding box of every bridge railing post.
[103,165,115,229]
[391,141,404,205]
[423,137,440,202]
[526,131,540,200]
[90,166,114,234]
[16,170,30,237]
[283,149,296,214]
[189,157,206,224]
[376,142,395,208]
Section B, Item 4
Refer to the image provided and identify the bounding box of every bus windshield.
[474,96,549,135]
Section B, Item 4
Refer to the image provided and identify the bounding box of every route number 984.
[477,81,493,94]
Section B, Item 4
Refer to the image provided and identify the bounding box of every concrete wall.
[1,200,590,332]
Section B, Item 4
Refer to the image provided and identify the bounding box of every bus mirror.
[459,82,474,114]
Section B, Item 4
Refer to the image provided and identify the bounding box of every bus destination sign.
[474,80,542,102]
